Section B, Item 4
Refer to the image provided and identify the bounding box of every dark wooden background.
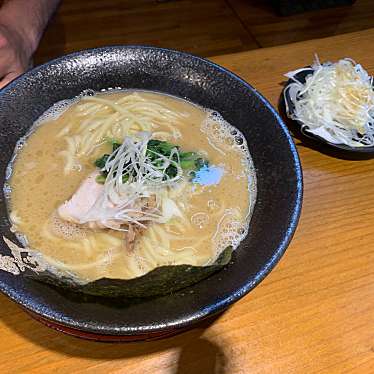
[34,0,374,63]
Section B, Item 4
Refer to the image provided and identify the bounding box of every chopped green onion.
[112,141,121,152]
[180,159,196,170]
[95,174,107,184]
[180,151,197,160]
[105,137,122,151]
[95,154,110,169]
[147,139,178,156]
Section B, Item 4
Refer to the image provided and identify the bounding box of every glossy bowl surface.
[0,46,302,339]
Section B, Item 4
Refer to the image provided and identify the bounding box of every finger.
[0,70,21,89]
[0,61,11,80]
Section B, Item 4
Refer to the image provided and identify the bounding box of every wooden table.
[1,29,374,373]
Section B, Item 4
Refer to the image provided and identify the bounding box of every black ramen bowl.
[0,46,302,341]
[282,68,374,156]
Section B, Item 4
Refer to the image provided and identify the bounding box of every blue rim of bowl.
[0,45,303,335]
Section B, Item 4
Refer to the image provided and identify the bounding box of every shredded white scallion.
[284,57,374,147]
[78,132,183,231]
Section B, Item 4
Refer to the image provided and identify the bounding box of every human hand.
[0,22,33,89]
[0,0,61,89]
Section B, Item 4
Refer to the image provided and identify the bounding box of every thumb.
[0,70,22,89]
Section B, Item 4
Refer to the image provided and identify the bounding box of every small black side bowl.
[282,68,374,156]
[0,46,302,340]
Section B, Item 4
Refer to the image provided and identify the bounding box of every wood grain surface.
[228,0,374,48]
[33,0,374,62]
[2,29,374,373]
[33,0,260,64]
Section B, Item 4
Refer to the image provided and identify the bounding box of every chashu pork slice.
[58,170,158,237]
[57,171,121,230]
[58,171,103,226]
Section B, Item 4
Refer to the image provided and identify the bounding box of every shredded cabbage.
[284,56,374,147]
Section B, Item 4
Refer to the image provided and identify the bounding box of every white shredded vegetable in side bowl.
[284,56,374,148]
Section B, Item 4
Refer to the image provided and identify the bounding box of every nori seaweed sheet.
[26,247,232,298]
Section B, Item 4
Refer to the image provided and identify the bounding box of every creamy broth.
[8,91,255,281]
